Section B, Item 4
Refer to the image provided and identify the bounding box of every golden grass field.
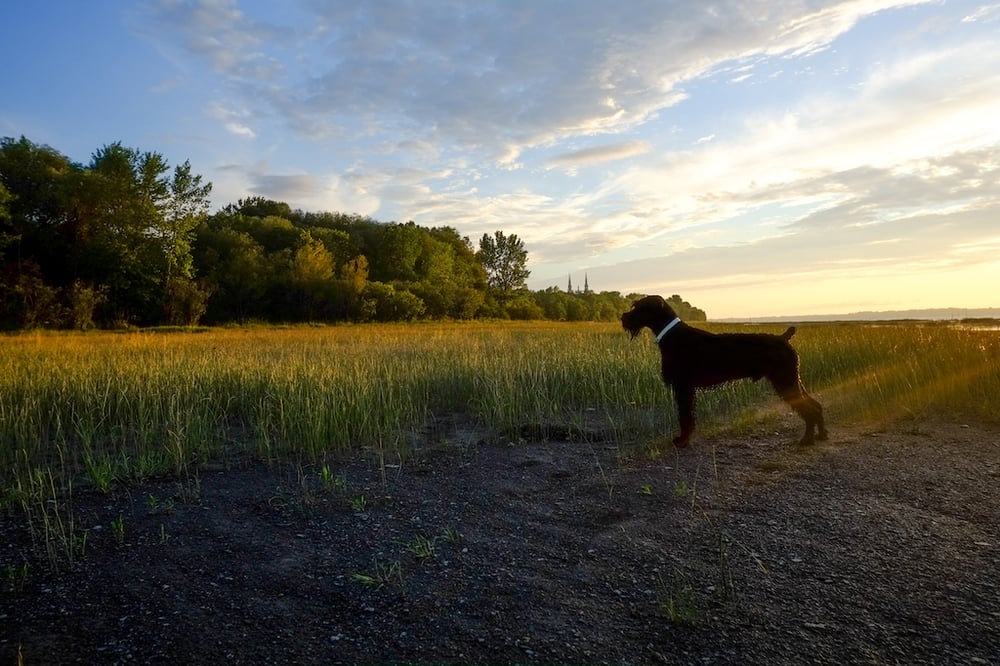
[2,320,998,505]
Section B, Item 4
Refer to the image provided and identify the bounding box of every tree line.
[0,136,706,329]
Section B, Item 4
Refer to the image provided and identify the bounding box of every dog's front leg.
[672,383,695,447]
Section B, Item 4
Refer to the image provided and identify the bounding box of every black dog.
[621,295,827,447]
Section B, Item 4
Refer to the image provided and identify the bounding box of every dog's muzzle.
[621,311,642,340]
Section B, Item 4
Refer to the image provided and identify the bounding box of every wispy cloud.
[547,141,652,171]
[207,102,256,139]
[962,3,1000,22]
[150,0,288,81]
[150,1,934,160]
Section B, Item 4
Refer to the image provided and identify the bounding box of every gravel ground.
[2,418,999,664]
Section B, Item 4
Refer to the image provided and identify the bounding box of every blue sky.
[2,1,999,318]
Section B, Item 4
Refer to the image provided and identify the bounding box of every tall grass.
[798,322,1000,423]
[1,320,998,503]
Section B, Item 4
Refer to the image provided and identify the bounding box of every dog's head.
[621,295,679,340]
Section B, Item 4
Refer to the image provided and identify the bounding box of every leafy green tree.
[4,263,60,327]
[157,162,213,324]
[80,143,171,325]
[240,215,307,254]
[0,139,80,327]
[437,228,487,318]
[0,137,77,285]
[162,161,212,281]
[534,287,568,320]
[67,280,107,330]
[0,137,74,230]
[193,224,270,323]
[589,292,626,321]
[339,255,368,295]
[476,230,530,304]
[666,294,707,321]
[286,236,337,320]
[369,222,423,282]
[506,294,545,320]
[289,236,335,284]
[362,281,426,321]
[332,254,370,320]
[408,236,456,317]
[309,226,357,267]
[164,277,210,326]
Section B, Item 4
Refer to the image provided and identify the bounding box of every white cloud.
[547,141,652,171]
[224,122,255,138]
[761,0,932,58]
[207,101,257,139]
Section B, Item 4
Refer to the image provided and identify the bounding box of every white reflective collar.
[655,317,681,342]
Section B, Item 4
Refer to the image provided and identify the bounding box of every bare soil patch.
[3,418,999,664]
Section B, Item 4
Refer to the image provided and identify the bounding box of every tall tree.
[82,143,170,324]
[334,254,369,320]
[476,230,530,301]
[286,236,337,320]
[369,221,422,282]
[0,138,78,327]
[162,160,212,282]
[0,137,76,278]
[160,161,213,325]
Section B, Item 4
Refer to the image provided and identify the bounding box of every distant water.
[715,308,1000,323]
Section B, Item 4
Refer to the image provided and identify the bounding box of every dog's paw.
[672,435,690,448]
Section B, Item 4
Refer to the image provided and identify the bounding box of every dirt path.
[2,419,999,664]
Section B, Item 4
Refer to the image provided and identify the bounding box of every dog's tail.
[781,326,797,341]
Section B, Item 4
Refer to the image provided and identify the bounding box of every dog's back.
[661,326,800,387]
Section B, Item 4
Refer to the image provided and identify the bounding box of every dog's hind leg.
[791,389,824,445]
[672,383,696,447]
[809,391,827,441]
[770,376,826,445]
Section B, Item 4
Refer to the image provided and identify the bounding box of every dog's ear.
[633,294,665,310]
